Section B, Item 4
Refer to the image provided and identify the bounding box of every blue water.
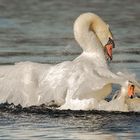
[0,0,139,139]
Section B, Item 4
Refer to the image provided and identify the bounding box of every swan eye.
[108,37,115,48]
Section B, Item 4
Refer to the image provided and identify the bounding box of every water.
[0,104,139,140]
[0,0,139,139]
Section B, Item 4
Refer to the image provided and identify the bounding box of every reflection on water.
[0,0,139,139]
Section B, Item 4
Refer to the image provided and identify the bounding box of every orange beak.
[105,44,113,61]
[128,84,135,97]
[105,38,115,61]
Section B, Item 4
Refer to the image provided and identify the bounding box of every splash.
[0,55,139,112]
[59,69,140,112]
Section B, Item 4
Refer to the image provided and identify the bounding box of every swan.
[108,81,140,111]
[0,12,138,109]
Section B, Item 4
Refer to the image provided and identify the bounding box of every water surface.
[0,0,139,139]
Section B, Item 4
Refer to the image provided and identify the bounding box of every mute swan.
[99,80,140,112]
[63,79,140,111]
[0,12,138,109]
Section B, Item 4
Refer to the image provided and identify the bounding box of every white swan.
[108,81,140,111]
[0,13,138,109]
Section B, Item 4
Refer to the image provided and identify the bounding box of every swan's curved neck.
[74,13,108,59]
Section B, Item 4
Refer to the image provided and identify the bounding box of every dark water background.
[0,0,139,139]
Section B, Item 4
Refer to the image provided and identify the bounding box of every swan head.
[90,19,115,61]
[104,37,115,61]
[121,81,135,97]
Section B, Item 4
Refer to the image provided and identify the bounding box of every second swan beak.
[105,38,115,61]
[128,83,135,99]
